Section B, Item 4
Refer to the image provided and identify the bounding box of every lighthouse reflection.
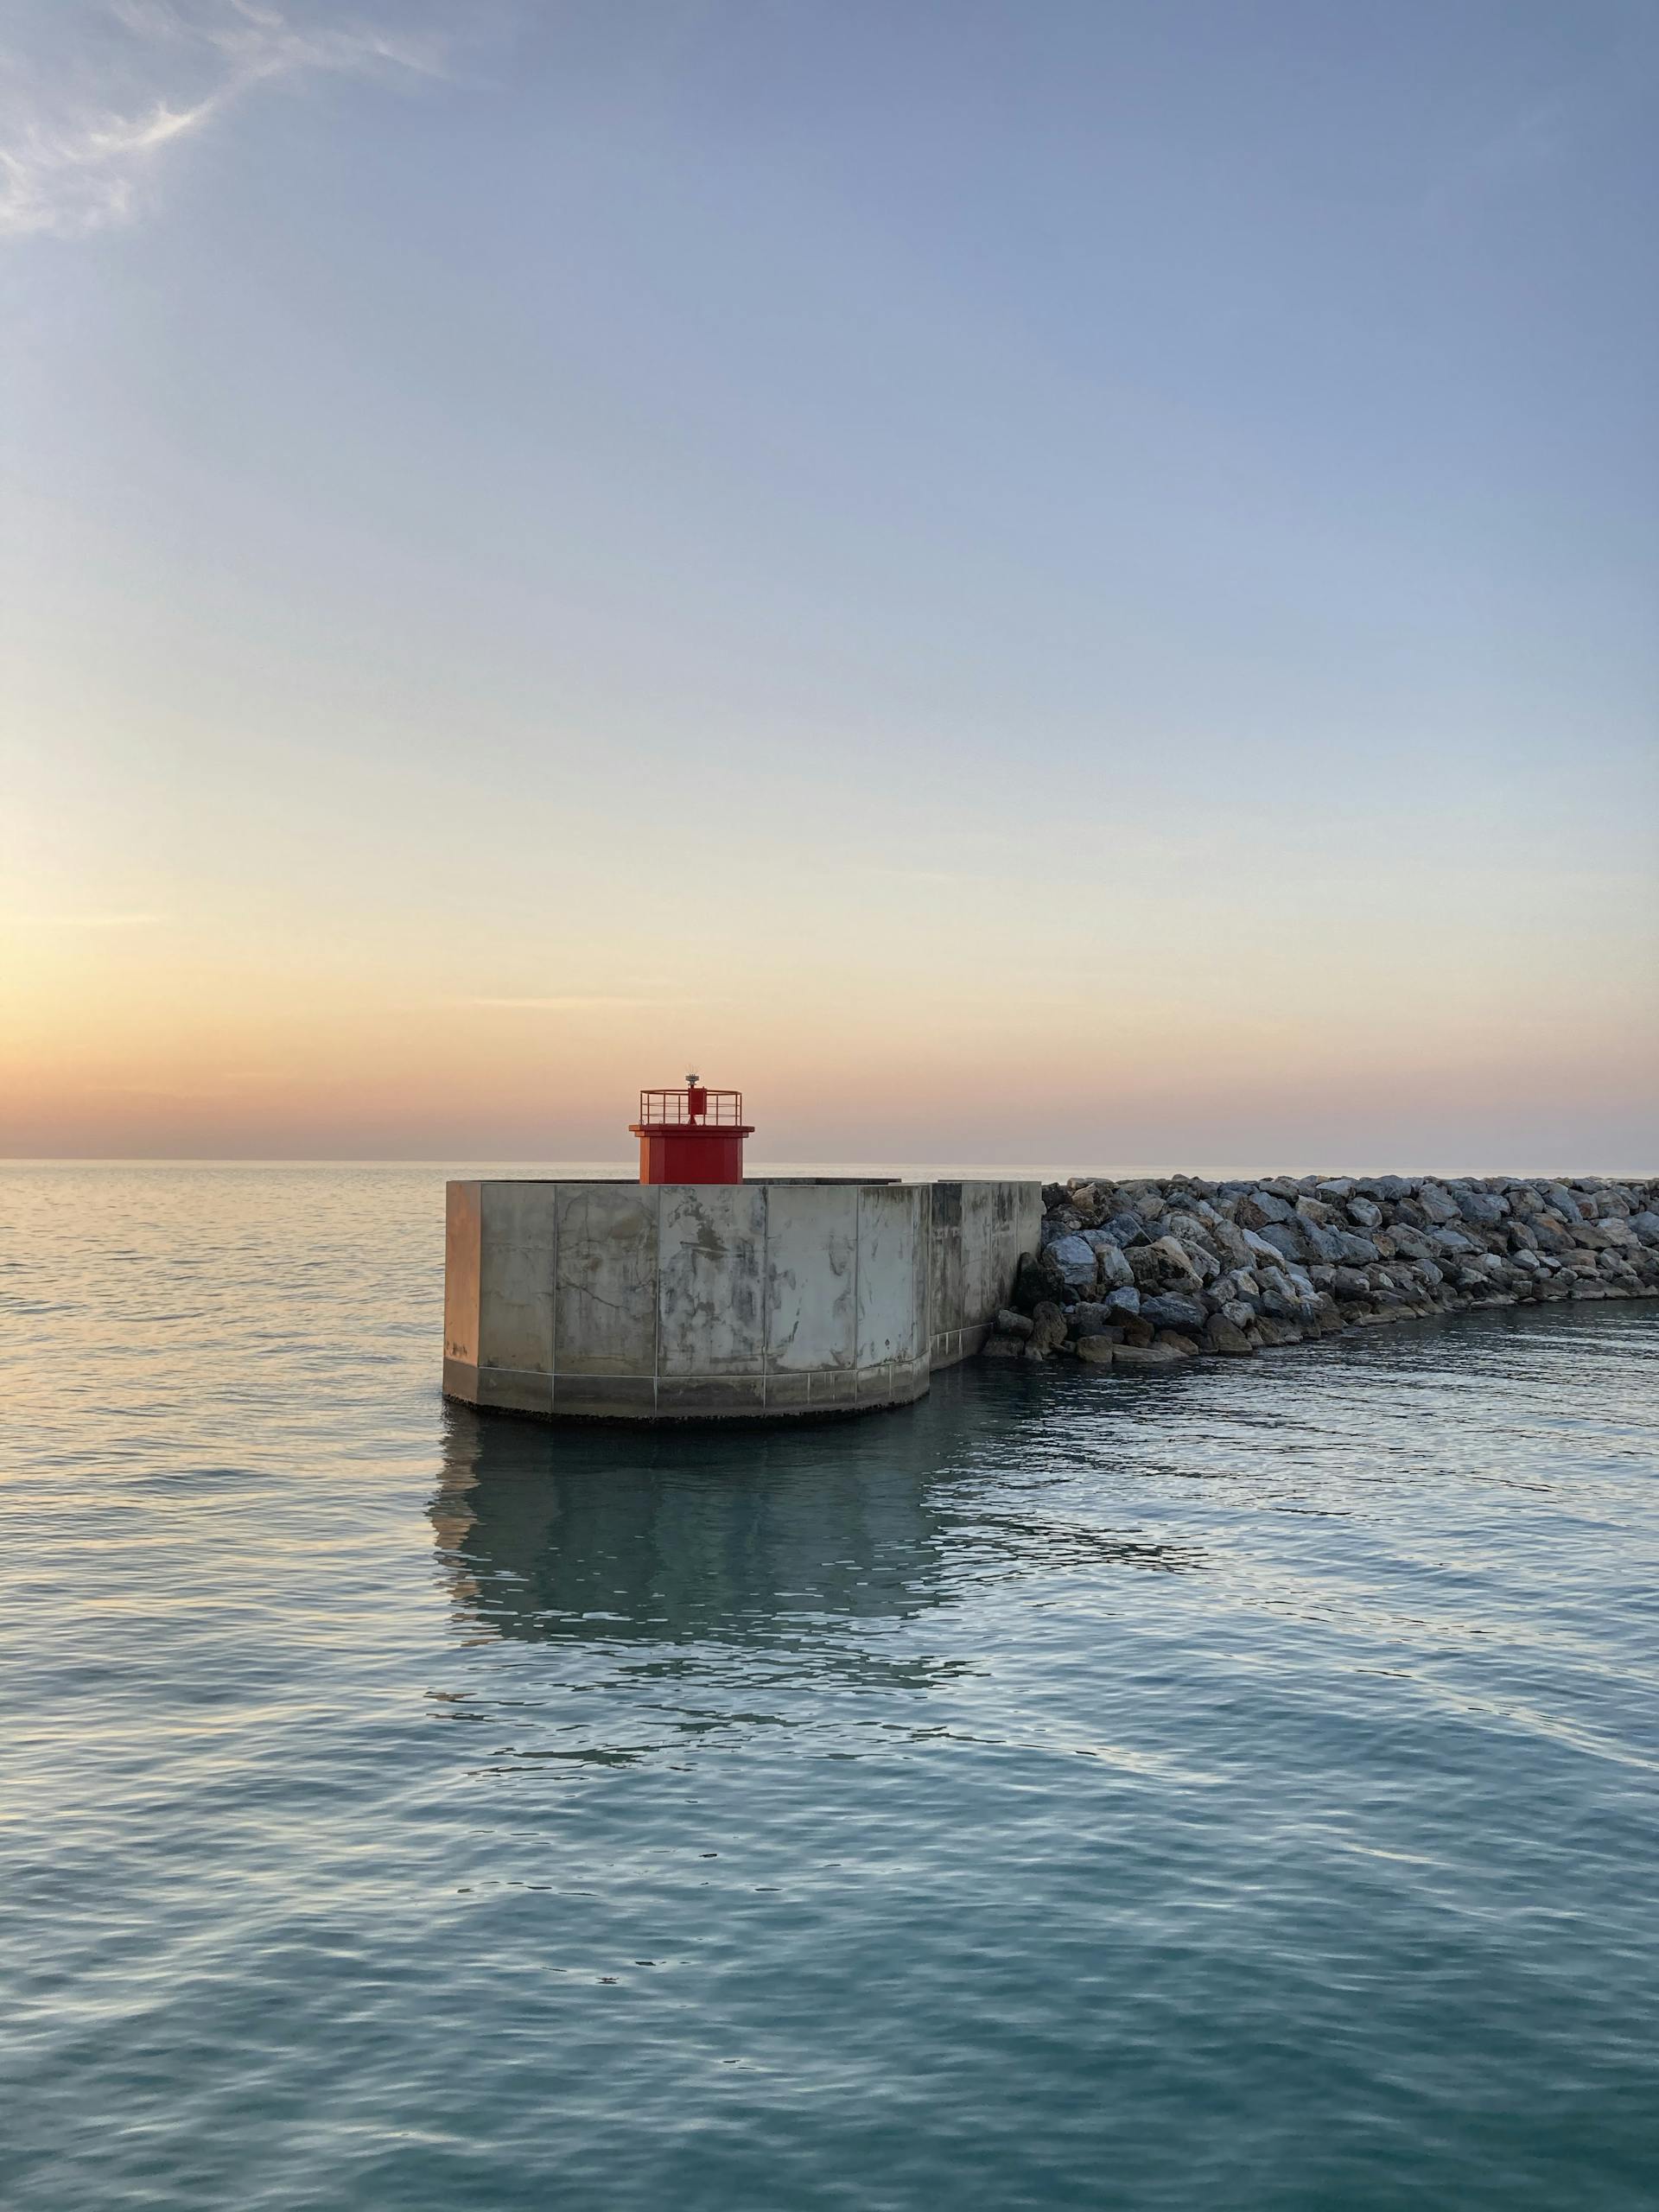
[430,1369,1202,1674]
[431,1402,962,1680]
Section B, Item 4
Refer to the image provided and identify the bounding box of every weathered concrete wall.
[929,1179,1044,1368]
[443,1177,1038,1422]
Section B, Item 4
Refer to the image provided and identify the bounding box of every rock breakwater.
[983,1173,1659,1370]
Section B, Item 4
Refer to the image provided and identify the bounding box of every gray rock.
[1108,1343,1186,1370]
[981,1333,1027,1359]
[1068,1184,1108,1226]
[1075,1335,1120,1366]
[1129,1236,1205,1294]
[1046,1234,1101,1292]
[1067,1302,1116,1337]
[1101,1212,1149,1248]
[1456,1191,1509,1227]
[1237,1191,1293,1227]
[1013,1250,1066,1313]
[1253,1219,1309,1264]
[995,1308,1033,1338]
[1103,1286,1141,1319]
[1417,1184,1459,1224]
[1085,1236,1136,1289]
[1630,1211,1659,1246]
[1334,1232,1381,1265]
[1345,1197,1383,1230]
[1140,1293,1209,1332]
[1161,1208,1208,1243]
[1253,1317,1305,1347]
[1029,1301,1070,1353]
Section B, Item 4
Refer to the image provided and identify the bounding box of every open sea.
[3,1161,1657,2211]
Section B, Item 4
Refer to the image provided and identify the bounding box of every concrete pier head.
[443,1178,1041,1422]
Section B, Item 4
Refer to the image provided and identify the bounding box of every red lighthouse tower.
[629,1075,754,1185]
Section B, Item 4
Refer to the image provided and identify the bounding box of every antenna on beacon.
[629,1075,754,1184]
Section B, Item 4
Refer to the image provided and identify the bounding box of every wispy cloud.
[6,909,167,926]
[1,1,451,240]
[450,996,700,1012]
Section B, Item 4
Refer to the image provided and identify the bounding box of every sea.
[3,1162,1657,2211]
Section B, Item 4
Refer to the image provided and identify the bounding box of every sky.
[3,0,1656,1171]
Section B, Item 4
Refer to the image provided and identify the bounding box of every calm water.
[3,1165,1658,2211]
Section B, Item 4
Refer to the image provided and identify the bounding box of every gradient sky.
[3,0,1656,1169]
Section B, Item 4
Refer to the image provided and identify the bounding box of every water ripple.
[2,1164,1657,2210]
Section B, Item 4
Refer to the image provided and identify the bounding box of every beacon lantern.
[629,1072,754,1185]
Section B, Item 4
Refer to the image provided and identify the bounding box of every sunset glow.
[4,1,1655,1167]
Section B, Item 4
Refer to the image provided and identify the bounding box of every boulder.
[1161,1209,1212,1247]
[1103,1285,1141,1319]
[1334,1232,1382,1265]
[1075,1335,1120,1366]
[1039,1210,1084,1245]
[1140,1292,1209,1332]
[1101,1212,1150,1248]
[981,1332,1027,1359]
[1069,1183,1107,1226]
[1046,1234,1101,1293]
[1456,1190,1509,1227]
[1028,1301,1070,1353]
[1067,1302,1116,1337]
[1417,1184,1459,1224]
[1154,1331,1202,1357]
[1205,1313,1254,1356]
[1129,1236,1205,1294]
[1252,1317,1304,1347]
[1237,1191,1293,1228]
[1085,1237,1136,1289]
[1109,1343,1185,1370]
[995,1308,1033,1338]
[1253,1219,1309,1264]
[1012,1249,1066,1313]
[1345,1197,1383,1230]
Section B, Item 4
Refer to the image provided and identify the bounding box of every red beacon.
[629,1073,754,1185]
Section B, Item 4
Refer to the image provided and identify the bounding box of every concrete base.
[443,1177,1040,1424]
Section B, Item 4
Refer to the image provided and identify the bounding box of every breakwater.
[988,1173,1659,1369]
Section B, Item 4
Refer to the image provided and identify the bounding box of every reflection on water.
[7,1166,1659,2212]
[432,1374,1202,1660]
